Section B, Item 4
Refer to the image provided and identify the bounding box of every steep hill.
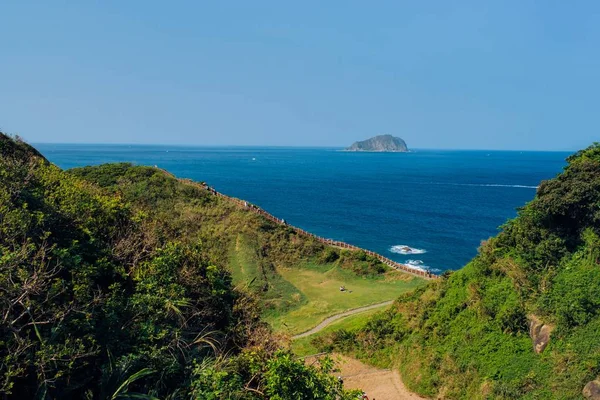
[318,143,600,399]
[346,135,408,152]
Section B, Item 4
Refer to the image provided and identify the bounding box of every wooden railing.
[170,171,438,280]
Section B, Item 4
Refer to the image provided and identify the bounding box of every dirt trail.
[292,301,393,339]
[335,355,426,400]
[303,354,425,400]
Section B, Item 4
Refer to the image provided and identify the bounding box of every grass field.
[228,234,260,286]
[291,307,384,356]
[228,234,425,336]
[229,234,308,312]
[263,262,424,335]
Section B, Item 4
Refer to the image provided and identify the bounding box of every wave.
[465,183,538,189]
[390,245,427,255]
[423,182,538,189]
[403,259,441,274]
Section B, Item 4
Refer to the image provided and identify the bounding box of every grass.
[228,234,261,287]
[228,235,424,337]
[229,234,308,313]
[291,307,383,357]
[263,262,425,335]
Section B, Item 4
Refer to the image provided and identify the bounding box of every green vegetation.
[318,143,600,399]
[265,263,422,335]
[228,234,309,315]
[68,162,422,324]
[0,133,377,399]
[69,161,424,336]
[291,308,383,357]
[17,132,599,399]
[225,230,422,335]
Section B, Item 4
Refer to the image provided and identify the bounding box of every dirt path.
[292,301,393,339]
[303,354,425,399]
[293,301,426,399]
[334,354,426,400]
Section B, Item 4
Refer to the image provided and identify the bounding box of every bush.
[191,351,360,400]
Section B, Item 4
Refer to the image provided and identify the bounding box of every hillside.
[0,132,386,399]
[317,143,600,398]
[346,135,408,152]
[0,132,425,398]
[69,163,425,336]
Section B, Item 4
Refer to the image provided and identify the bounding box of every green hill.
[1,133,394,399]
[316,143,600,399]
[69,162,424,336]
[0,132,423,399]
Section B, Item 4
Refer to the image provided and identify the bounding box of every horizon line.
[31,142,578,153]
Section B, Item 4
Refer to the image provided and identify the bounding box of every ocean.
[36,144,570,273]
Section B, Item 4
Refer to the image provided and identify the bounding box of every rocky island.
[345,134,408,152]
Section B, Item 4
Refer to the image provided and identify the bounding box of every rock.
[528,315,553,354]
[583,379,600,399]
[345,135,408,152]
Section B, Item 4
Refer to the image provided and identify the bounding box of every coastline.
[157,166,438,280]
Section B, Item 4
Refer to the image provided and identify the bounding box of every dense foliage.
[0,134,359,399]
[318,143,600,399]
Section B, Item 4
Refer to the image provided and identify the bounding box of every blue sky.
[1,1,598,150]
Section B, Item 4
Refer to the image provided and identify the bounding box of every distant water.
[36,144,570,273]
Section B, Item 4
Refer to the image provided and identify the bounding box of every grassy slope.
[228,233,308,314]
[70,163,426,336]
[320,144,600,399]
[265,263,422,335]
[291,308,383,357]
[227,226,424,336]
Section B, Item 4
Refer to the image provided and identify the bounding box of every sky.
[1,1,598,150]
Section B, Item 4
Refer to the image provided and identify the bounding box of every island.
[345,134,408,152]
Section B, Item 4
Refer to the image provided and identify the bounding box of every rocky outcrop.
[583,379,600,399]
[345,135,408,152]
[528,315,553,354]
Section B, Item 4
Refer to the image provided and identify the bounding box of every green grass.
[228,234,308,313]
[263,262,424,335]
[291,307,383,357]
[228,235,425,336]
[228,237,424,336]
[228,234,261,287]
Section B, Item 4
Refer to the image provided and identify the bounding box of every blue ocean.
[36,144,570,273]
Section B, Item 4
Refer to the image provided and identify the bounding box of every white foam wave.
[426,182,538,189]
[390,245,427,255]
[472,183,538,189]
[403,259,441,274]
